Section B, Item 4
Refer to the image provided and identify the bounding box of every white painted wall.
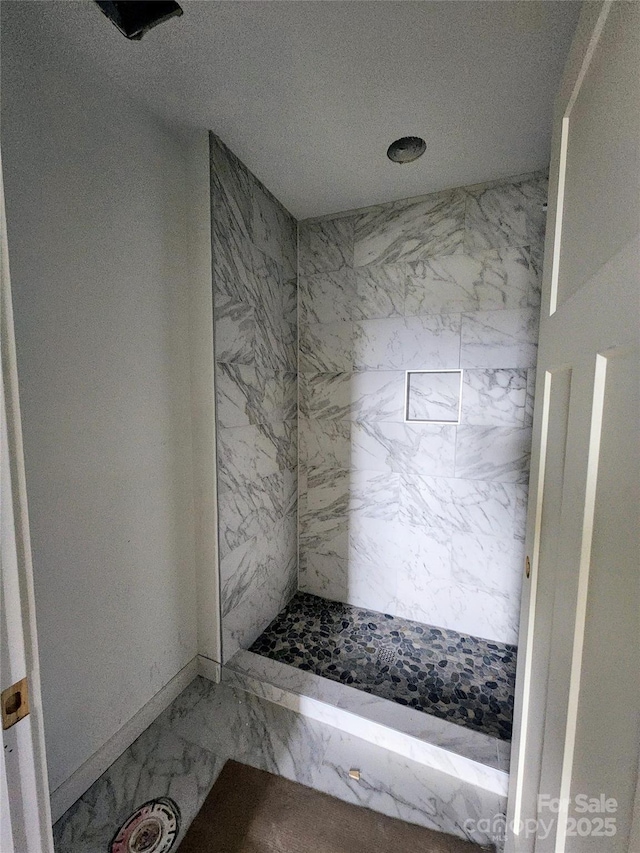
[1,5,214,797]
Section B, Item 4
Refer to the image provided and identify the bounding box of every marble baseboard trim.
[223,650,508,796]
[49,657,199,822]
[197,655,222,683]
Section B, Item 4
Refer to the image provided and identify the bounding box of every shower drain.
[376,645,397,666]
[110,798,180,853]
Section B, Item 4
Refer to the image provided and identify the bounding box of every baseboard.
[50,656,199,823]
[197,654,221,683]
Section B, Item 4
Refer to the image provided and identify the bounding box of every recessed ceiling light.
[387,136,426,164]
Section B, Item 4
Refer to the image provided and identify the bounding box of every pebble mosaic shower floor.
[250,592,517,741]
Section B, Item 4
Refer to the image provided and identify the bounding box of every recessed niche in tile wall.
[405,369,463,423]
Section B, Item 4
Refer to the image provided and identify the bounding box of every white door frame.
[0,150,55,852]
[505,2,640,850]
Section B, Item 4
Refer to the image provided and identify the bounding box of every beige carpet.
[178,760,488,853]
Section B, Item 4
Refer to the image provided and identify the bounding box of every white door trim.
[0,149,55,852]
[505,2,639,849]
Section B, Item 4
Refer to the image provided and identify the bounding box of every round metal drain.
[111,798,180,853]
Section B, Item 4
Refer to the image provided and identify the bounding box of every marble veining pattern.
[211,133,297,662]
[298,172,545,640]
[225,649,508,777]
[251,592,516,741]
[54,676,507,851]
[353,188,466,265]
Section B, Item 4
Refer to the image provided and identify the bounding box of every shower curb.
[223,649,509,797]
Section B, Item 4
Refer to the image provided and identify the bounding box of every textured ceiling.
[3,1,580,219]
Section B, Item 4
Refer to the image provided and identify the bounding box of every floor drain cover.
[111,798,180,853]
[377,646,396,665]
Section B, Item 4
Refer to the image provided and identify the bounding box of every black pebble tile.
[249,592,516,741]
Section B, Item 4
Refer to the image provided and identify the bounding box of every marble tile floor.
[250,592,516,741]
[53,677,504,852]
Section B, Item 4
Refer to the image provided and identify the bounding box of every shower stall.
[212,130,544,752]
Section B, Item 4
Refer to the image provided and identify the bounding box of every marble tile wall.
[211,134,298,661]
[298,173,547,645]
[53,677,506,851]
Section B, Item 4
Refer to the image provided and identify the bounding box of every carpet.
[178,760,488,853]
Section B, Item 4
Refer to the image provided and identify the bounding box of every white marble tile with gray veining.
[514,484,529,542]
[211,132,297,278]
[219,518,297,628]
[218,474,284,558]
[211,224,260,307]
[224,650,503,776]
[460,308,539,369]
[347,516,400,612]
[298,216,354,274]
[353,314,461,370]
[461,368,527,426]
[246,238,283,314]
[455,426,532,483]
[53,717,222,853]
[349,370,406,422]
[55,671,507,853]
[524,367,536,427]
[299,550,349,603]
[405,246,533,316]
[300,372,352,420]
[301,371,407,424]
[253,279,297,373]
[299,269,354,325]
[348,469,401,520]
[528,242,544,305]
[225,645,509,798]
[518,174,549,249]
[216,364,291,428]
[254,312,296,373]
[350,421,456,477]
[217,423,282,491]
[214,297,255,364]
[352,265,406,319]
[406,370,462,422]
[317,729,505,846]
[395,522,452,587]
[220,521,297,660]
[217,420,295,502]
[299,511,348,560]
[400,475,518,538]
[464,175,546,251]
[305,471,349,515]
[250,179,297,278]
[299,320,353,372]
[210,133,254,241]
[353,189,465,266]
[300,417,351,479]
[394,574,518,646]
[451,532,524,598]
[159,678,331,790]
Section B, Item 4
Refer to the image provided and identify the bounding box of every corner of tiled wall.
[210,133,298,662]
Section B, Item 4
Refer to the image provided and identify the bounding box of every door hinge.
[2,677,29,730]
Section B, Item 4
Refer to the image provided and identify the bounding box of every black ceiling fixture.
[95,1,183,40]
[387,137,427,164]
